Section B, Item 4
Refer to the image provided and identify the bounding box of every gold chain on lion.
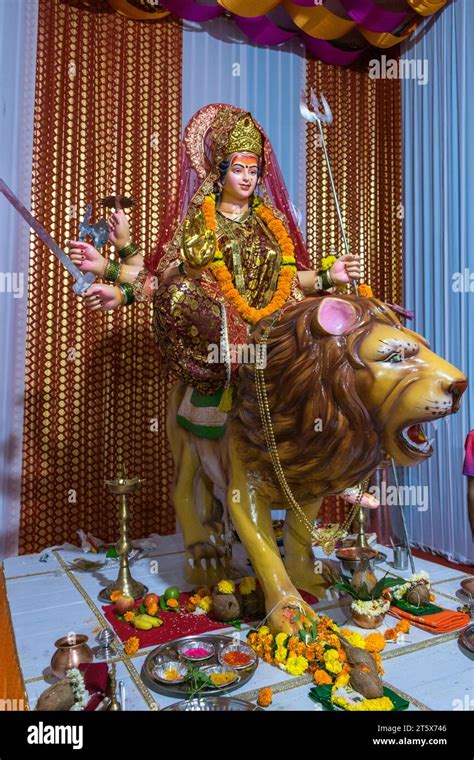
[254,315,367,556]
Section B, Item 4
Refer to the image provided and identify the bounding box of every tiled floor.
[3,536,474,711]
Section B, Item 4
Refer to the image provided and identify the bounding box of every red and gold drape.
[19,0,182,553]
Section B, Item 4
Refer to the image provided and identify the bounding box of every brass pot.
[50,634,93,679]
[351,608,386,629]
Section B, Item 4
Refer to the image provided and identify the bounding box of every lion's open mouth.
[399,422,435,456]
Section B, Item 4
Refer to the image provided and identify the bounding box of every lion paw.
[266,594,318,636]
[185,541,231,586]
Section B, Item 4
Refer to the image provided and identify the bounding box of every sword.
[0,178,95,295]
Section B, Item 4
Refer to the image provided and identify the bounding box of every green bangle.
[319,268,333,290]
[103,258,121,283]
[118,241,139,261]
[118,282,135,306]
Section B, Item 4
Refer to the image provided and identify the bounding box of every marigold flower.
[216,579,235,595]
[395,620,411,634]
[124,636,140,656]
[286,655,308,676]
[110,590,123,602]
[257,687,273,707]
[364,633,386,653]
[197,595,212,613]
[166,598,179,609]
[357,283,373,298]
[314,669,333,686]
[124,611,136,623]
[384,628,398,641]
[239,577,256,596]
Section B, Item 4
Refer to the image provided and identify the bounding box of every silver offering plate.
[141,633,258,700]
[163,697,263,711]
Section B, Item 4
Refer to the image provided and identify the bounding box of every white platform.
[3,536,474,711]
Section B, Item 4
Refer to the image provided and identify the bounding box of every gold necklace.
[254,315,367,556]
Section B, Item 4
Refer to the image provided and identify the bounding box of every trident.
[300,91,358,295]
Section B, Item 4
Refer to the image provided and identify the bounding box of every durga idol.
[67,104,378,593]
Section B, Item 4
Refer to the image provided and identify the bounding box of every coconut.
[211,588,242,622]
[35,680,75,711]
[240,585,265,619]
[351,558,377,595]
[406,583,430,607]
[336,633,378,674]
[350,664,384,699]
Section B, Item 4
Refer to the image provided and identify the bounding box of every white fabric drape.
[0,0,38,559]
[401,0,474,564]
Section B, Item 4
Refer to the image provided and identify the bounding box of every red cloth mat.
[102,590,319,650]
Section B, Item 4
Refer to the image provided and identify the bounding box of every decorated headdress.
[146,103,310,273]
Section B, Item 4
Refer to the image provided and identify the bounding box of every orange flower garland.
[202,195,297,325]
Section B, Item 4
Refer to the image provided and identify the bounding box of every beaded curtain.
[305,58,402,527]
[19,0,182,553]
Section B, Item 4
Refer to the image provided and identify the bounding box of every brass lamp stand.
[98,466,149,603]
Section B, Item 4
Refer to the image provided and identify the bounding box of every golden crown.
[225,113,263,158]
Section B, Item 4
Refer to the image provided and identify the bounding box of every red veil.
[144,103,311,275]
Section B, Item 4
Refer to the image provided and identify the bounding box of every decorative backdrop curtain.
[401,0,474,564]
[19,0,182,554]
[0,0,38,560]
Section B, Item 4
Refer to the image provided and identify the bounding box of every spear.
[300,91,358,295]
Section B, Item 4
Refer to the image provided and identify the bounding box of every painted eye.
[387,352,403,363]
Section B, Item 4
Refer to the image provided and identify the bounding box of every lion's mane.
[232,295,401,499]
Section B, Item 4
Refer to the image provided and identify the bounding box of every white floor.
[3,536,474,711]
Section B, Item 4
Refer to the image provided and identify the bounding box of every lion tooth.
[210,558,217,569]
[201,558,207,570]
[187,558,195,568]
[428,438,435,447]
[209,534,216,544]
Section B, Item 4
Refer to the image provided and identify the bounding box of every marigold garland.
[202,195,297,325]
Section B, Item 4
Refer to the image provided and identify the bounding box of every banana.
[132,616,153,630]
[140,614,163,628]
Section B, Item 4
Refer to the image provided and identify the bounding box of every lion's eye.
[387,352,404,363]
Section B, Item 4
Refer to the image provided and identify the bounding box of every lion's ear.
[311,298,358,336]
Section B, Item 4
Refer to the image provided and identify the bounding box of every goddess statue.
[67,104,377,594]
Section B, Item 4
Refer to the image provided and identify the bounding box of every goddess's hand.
[81,284,123,311]
[108,209,130,250]
[68,240,106,277]
[329,254,361,286]
[182,211,216,269]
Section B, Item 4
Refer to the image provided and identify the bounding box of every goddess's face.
[222,152,259,201]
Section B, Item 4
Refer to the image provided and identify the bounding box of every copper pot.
[50,634,93,679]
[351,608,386,629]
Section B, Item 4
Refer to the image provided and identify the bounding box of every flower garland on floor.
[247,613,393,710]
[202,194,297,325]
[247,616,386,681]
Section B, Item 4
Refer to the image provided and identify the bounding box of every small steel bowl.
[177,639,215,661]
[200,664,239,689]
[218,643,257,670]
[152,660,188,684]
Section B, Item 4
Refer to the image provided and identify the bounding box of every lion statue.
[166,295,467,632]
